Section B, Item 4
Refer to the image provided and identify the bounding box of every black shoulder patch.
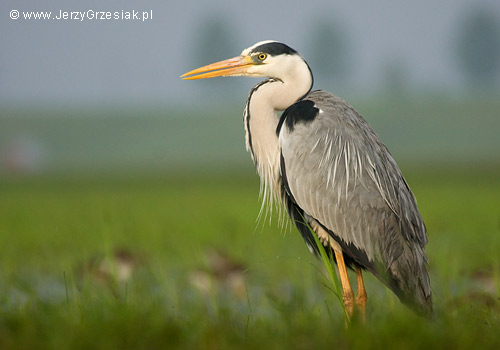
[276,99,319,135]
[251,42,298,56]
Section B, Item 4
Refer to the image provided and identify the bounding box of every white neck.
[243,57,312,212]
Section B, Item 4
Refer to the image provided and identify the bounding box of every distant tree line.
[455,8,500,91]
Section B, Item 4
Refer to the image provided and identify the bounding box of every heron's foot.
[342,289,355,321]
[354,267,367,323]
[355,292,367,323]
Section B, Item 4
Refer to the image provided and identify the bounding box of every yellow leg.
[355,267,367,322]
[312,222,358,321]
[333,249,354,320]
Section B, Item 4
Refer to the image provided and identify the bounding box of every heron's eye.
[258,53,267,61]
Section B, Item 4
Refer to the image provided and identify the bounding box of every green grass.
[0,167,499,349]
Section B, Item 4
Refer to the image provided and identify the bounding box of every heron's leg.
[309,219,354,319]
[333,249,354,319]
[355,267,367,322]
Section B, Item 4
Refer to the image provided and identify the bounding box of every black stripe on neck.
[244,78,278,163]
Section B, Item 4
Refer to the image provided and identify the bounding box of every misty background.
[1,0,499,176]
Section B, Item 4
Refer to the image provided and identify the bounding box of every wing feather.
[278,90,432,314]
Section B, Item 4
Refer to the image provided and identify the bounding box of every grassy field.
[0,166,499,349]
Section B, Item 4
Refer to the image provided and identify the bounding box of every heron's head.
[181,40,311,83]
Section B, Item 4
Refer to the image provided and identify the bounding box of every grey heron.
[181,41,432,318]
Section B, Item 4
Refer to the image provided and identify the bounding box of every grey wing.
[278,90,432,314]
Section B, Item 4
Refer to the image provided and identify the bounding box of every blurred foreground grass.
[1,166,500,349]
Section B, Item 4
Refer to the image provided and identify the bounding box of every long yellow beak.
[181,55,254,80]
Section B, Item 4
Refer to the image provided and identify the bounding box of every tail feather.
[386,242,433,317]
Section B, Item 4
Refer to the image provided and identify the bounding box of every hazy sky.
[1,0,499,106]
